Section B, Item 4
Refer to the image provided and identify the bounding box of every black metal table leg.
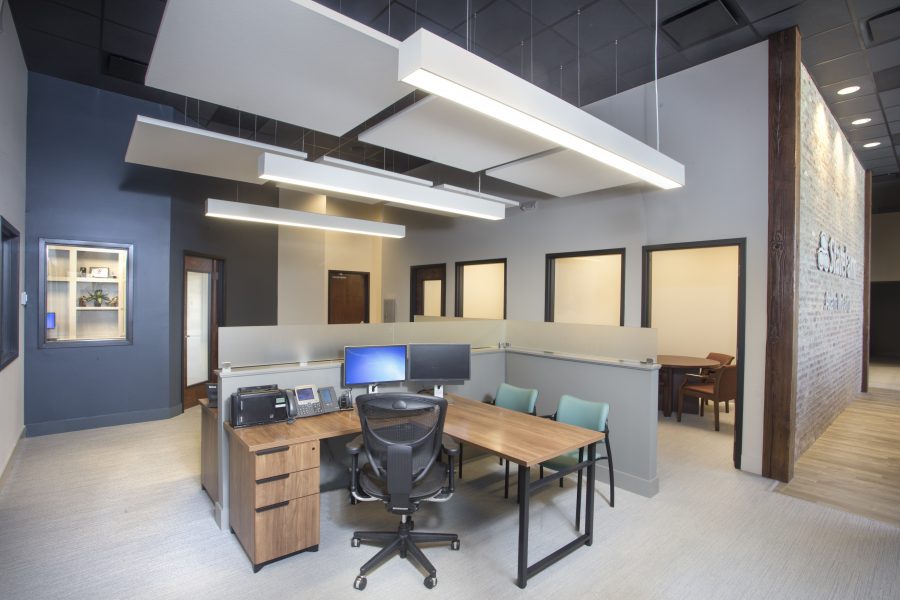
[585,442,596,544]
[517,463,530,589]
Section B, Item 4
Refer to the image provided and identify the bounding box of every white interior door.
[185,270,211,387]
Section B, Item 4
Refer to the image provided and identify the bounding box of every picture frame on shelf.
[90,267,109,278]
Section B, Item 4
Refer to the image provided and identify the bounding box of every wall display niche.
[39,239,133,347]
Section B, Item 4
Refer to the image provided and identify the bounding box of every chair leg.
[700,397,705,417]
[605,434,615,508]
[576,459,583,530]
[458,443,463,479]
[714,400,720,431]
[725,399,730,413]
[677,390,684,422]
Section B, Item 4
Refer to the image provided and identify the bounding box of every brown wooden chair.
[690,353,736,413]
[677,364,737,431]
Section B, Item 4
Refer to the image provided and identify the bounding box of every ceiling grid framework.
[8,0,900,202]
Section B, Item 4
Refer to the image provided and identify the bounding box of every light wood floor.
[777,387,900,527]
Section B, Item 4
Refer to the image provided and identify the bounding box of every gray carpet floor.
[0,405,898,600]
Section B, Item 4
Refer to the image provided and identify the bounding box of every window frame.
[544,248,626,326]
[454,258,507,319]
[0,216,21,371]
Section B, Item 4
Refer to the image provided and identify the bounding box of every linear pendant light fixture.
[205,198,406,238]
[398,29,685,190]
[258,153,506,220]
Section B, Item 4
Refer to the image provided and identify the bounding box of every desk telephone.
[287,385,340,421]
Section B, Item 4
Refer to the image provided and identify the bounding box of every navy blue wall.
[25,73,174,434]
[25,74,280,435]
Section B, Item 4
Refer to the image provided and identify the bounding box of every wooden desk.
[226,398,603,588]
[199,398,219,504]
[657,355,720,417]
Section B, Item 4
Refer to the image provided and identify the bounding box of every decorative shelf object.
[39,240,133,347]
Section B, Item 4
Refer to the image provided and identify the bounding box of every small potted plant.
[82,289,110,307]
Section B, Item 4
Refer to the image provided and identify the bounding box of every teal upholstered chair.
[494,383,539,498]
[540,394,614,528]
[457,383,538,499]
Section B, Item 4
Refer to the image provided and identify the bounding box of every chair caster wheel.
[450,539,460,551]
[351,537,361,548]
[424,575,437,589]
[353,576,367,590]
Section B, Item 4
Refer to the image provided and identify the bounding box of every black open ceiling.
[8,0,900,205]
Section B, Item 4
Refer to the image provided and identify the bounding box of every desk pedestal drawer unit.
[199,399,218,504]
[228,436,320,571]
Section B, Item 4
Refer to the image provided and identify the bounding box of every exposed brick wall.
[795,67,866,458]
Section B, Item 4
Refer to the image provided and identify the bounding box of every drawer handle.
[256,445,290,456]
[256,473,290,484]
[256,500,290,513]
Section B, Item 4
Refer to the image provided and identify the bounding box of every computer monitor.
[343,345,408,392]
[407,343,471,386]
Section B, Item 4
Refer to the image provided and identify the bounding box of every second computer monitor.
[407,343,471,383]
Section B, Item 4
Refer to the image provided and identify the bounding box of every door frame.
[454,258,507,319]
[328,270,370,324]
[545,248,626,325]
[641,238,747,470]
[409,263,447,321]
[182,252,224,410]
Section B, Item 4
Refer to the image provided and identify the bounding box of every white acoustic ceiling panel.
[146,0,413,136]
[486,148,641,198]
[358,96,557,172]
[124,116,307,183]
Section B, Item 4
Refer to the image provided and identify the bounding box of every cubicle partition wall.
[212,320,658,530]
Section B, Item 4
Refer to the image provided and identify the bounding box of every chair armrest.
[441,435,460,456]
[345,434,364,455]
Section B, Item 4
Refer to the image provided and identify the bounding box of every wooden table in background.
[657,355,720,417]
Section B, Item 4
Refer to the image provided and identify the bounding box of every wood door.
[410,263,446,321]
[183,255,223,410]
[328,270,369,324]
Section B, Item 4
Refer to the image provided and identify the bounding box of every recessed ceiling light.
[837,85,861,95]
[851,117,872,126]
[863,142,881,148]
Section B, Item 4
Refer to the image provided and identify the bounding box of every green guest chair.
[540,394,614,528]
[457,383,538,499]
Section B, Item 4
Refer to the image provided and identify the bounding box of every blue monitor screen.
[46,312,56,329]
[343,345,408,387]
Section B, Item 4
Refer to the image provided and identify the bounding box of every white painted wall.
[0,8,27,476]
[277,191,384,324]
[553,254,622,325]
[650,246,739,359]
[872,212,900,282]
[382,41,769,474]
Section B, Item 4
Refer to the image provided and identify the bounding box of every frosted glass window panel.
[186,271,211,386]
[423,279,442,316]
[650,246,739,358]
[461,262,505,319]
[553,254,622,325]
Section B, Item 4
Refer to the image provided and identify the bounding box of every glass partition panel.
[395,320,505,348]
[505,320,657,362]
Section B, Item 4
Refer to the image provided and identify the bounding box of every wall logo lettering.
[816,232,855,278]
[823,291,850,312]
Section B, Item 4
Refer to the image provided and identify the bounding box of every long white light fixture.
[205,198,405,238]
[398,29,685,190]
[258,153,506,220]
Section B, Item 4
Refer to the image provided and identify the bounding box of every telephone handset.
[287,384,339,421]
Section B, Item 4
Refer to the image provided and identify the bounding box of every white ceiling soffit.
[432,183,520,208]
[314,156,433,187]
[358,95,557,173]
[146,0,413,137]
[259,153,507,220]
[124,115,307,183]
[486,148,641,198]
[399,29,685,190]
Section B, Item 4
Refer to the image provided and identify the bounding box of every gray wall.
[381,42,770,474]
[0,4,28,471]
[25,73,174,434]
[24,74,280,435]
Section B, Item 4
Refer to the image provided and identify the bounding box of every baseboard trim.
[0,426,26,491]
[26,405,182,437]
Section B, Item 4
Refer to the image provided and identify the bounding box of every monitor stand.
[433,385,444,399]
[367,384,379,394]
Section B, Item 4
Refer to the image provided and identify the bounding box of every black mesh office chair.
[347,393,460,591]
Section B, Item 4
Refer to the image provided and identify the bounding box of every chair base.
[352,516,459,590]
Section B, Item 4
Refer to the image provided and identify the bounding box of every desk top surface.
[657,355,721,368]
[225,395,604,467]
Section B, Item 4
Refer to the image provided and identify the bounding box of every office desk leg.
[517,464,530,589]
[585,443,596,545]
